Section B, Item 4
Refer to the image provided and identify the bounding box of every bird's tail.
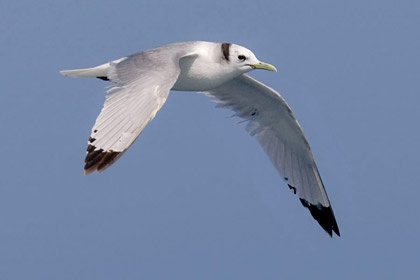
[60,58,126,79]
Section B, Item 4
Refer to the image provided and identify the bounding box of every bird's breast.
[171,55,239,91]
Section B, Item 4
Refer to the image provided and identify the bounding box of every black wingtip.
[96,76,109,81]
[84,143,122,175]
[299,199,340,237]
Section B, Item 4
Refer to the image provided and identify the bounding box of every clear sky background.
[1,0,419,279]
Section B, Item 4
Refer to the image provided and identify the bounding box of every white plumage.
[60,41,340,237]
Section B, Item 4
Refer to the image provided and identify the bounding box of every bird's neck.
[173,45,244,91]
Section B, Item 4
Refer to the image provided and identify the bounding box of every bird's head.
[224,43,277,73]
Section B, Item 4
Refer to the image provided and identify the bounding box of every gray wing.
[85,44,198,174]
[203,74,340,236]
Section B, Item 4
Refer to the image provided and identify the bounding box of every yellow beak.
[251,62,277,72]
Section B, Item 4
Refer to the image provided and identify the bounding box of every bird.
[60,41,340,237]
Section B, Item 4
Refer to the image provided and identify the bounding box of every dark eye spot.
[238,55,246,61]
[250,108,258,117]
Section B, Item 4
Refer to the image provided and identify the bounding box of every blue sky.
[1,0,419,279]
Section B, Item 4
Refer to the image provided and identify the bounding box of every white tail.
[60,58,126,78]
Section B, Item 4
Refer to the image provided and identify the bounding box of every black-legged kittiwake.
[60,41,340,237]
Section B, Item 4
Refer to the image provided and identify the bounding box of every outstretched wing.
[85,45,198,174]
[202,74,340,236]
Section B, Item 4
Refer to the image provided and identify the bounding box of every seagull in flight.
[60,41,340,237]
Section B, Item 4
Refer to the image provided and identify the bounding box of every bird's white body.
[60,41,340,237]
[173,42,251,91]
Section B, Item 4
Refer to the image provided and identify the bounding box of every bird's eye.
[238,55,246,61]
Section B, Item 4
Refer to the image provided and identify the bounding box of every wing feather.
[84,44,198,174]
[203,74,340,236]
